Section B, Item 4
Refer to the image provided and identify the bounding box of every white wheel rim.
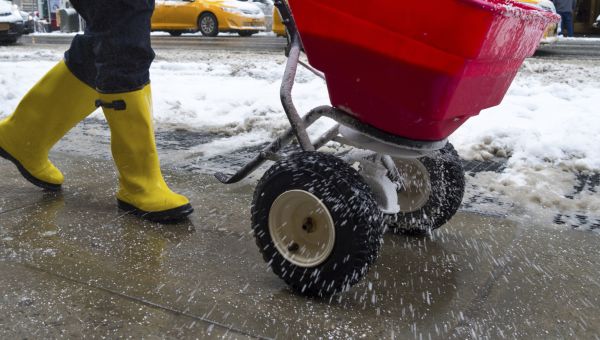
[268,190,335,268]
[395,159,432,213]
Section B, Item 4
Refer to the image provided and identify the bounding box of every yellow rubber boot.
[99,85,193,222]
[0,61,98,191]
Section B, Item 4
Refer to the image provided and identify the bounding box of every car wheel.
[198,13,218,37]
[238,30,257,37]
[168,31,182,37]
[0,37,19,45]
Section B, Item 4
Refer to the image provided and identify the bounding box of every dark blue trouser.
[558,11,574,38]
[64,0,155,93]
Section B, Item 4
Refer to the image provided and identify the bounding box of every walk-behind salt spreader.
[216,0,559,297]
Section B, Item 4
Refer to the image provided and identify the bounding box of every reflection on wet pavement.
[55,119,600,232]
[2,153,600,338]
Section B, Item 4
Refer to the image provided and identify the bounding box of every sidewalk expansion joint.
[20,262,274,340]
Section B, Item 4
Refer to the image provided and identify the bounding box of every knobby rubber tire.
[389,143,465,236]
[238,30,256,37]
[251,151,385,297]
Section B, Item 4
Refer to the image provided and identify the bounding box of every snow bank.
[0,47,598,222]
[0,47,332,160]
[450,58,600,223]
[1,48,596,172]
[451,59,600,173]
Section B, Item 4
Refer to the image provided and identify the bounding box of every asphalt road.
[534,38,600,59]
[21,34,288,52]
[19,34,600,58]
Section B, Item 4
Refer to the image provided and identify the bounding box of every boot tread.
[0,146,61,191]
[117,199,194,223]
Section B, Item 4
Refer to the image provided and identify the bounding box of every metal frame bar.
[215,107,334,184]
[273,0,298,40]
[298,59,325,80]
[280,35,314,152]
[274,0,315,151]
[214,103,445,184]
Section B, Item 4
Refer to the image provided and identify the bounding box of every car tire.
[238,30,257,37]
[198,13,218,37]
[0,37,19,45]
[388,143,465,236]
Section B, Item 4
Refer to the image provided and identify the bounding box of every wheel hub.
[201,17,215,33]
[395,159,432,213]
[268,190,335,268]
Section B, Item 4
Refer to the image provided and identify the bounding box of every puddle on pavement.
[51,118,600,232]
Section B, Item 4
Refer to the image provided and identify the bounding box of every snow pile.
[149,54,331,157]
[1,48,596,172]
[452,59,600,175]
[450,59,600,223]
[0,47,331,157]
[0,47,598,222]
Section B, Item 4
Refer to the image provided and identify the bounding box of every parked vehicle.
[151,0,266,37]
[272,7,285,37]
[0,0,24,43]
[238,0,273,30]
[517,0,559,43]
[19,11,34,34]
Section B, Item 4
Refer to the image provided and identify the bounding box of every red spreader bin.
[287,0,559,141]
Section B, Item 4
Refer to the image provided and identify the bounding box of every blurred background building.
[575,0,600,33]
[11,0,67,31]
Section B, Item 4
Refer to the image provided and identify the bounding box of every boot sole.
[0,147,62,192]
[117,199,194,223]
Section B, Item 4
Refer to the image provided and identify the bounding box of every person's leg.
[86,0,192,221]
[565,12,575,37]
[558,11,575,37]
[65,0,154,92]
[0,0,99,190]
[558,12,567,36]
[64,0,98,89]
[100,86,193,221]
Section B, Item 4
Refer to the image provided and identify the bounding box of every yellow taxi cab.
[272,7,286,37]
[152,0,267,37]
[516,0,559,43]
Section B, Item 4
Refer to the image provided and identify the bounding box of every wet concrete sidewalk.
[1,152,600,339]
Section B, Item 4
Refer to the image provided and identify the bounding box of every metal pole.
[280,35,315,152]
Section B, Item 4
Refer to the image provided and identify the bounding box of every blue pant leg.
[566,12,574,37]
[63,0,97,88]
[559,12,575,37]
[91,0,156,93]
[64,0,156,93]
